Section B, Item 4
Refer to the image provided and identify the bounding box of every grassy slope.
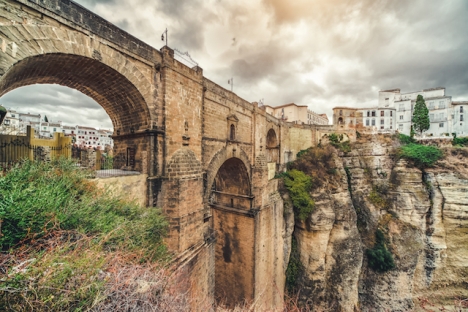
[0,159,177,311]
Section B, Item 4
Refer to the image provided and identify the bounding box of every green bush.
[452,136,468,146]
[328,133,351,153]
[285,236,303,293]
[399,133,416,145]
[399,143,443,168]
[366,229,395,272]
[296,148,310,158]
[0,159,168,256]
[283,169,314,221]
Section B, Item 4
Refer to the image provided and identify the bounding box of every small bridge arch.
[206,147,256,307]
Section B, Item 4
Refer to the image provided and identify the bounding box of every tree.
[412,94,430,136]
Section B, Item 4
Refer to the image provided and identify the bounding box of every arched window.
[230,124,235,141]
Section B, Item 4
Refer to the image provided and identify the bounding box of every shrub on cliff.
[399,133,416,145]
[399,143,443,168]
[452,133,468,146]
[289,145,338,189]
[283,169,314,221]
[285,236,303,293]
[366,229,395,272]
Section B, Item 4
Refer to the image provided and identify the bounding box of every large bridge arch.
[0,53,151,132]
[0,23,157,132]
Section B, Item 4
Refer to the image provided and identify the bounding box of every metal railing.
[1,140,140,178]
[0,139,71,170]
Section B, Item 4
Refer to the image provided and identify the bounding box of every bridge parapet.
[18,0,160,63]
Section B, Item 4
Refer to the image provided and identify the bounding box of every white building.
[263,103,329,125]
[0,108,20,135]
[0,107,114,148]
[359,107,396,132]
[354,88,467,137]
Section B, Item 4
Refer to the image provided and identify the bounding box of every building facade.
[0,107,114,149]
[333,88,467,137]
[264,103,329,125]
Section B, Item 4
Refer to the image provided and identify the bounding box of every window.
[11,114,15,118]
[380,119,384,125]
[371,111,376,117]
[439,123,444,128]
[366,119,369,126]
[380,126,384,129]
[53,128,56,132]
[439,101,445,109]
[43,127,46,130]
[371,119,375,126]
[461,106,464,113]
[367,111,370,117]
[461,115,464,122]
[399,115,403,120]
[390,111,393,117]
[230,124,235,140]
[4,120,10,125]
[390,125,393,129]
[380,111,384,117]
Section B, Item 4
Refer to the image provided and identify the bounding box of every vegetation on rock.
[283,169,314,221]
[412,94,430,135]
[452,133,468,146]
[366,229,395,272]
[285,236,303,293]
[397,133,443,168]
[328,133,351,153]
[399,143,443,168]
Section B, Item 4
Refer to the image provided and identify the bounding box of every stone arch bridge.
[0,0,338,309]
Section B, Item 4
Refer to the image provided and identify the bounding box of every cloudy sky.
[1,0,467,128]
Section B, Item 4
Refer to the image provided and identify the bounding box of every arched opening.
[266,128,279,163]
[338,117,344,124]
[0,53,151,174]
[230,124,236,141]
[209,157,254,307]
[0,54,150,133]
[266,129,277,148]
[210,158,250,209]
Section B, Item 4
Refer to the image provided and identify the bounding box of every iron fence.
[1,140,140,178]
[0,138,70,170]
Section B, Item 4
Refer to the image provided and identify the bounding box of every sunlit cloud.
[1,0,467,125]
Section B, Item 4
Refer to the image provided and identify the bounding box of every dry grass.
[0,231,192,312]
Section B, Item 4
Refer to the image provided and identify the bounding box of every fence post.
[27,126,34,161]
[96,149,102,170]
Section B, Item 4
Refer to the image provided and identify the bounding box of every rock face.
[289,134,468,311]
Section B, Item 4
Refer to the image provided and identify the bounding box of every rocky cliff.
[285,134,468,311]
